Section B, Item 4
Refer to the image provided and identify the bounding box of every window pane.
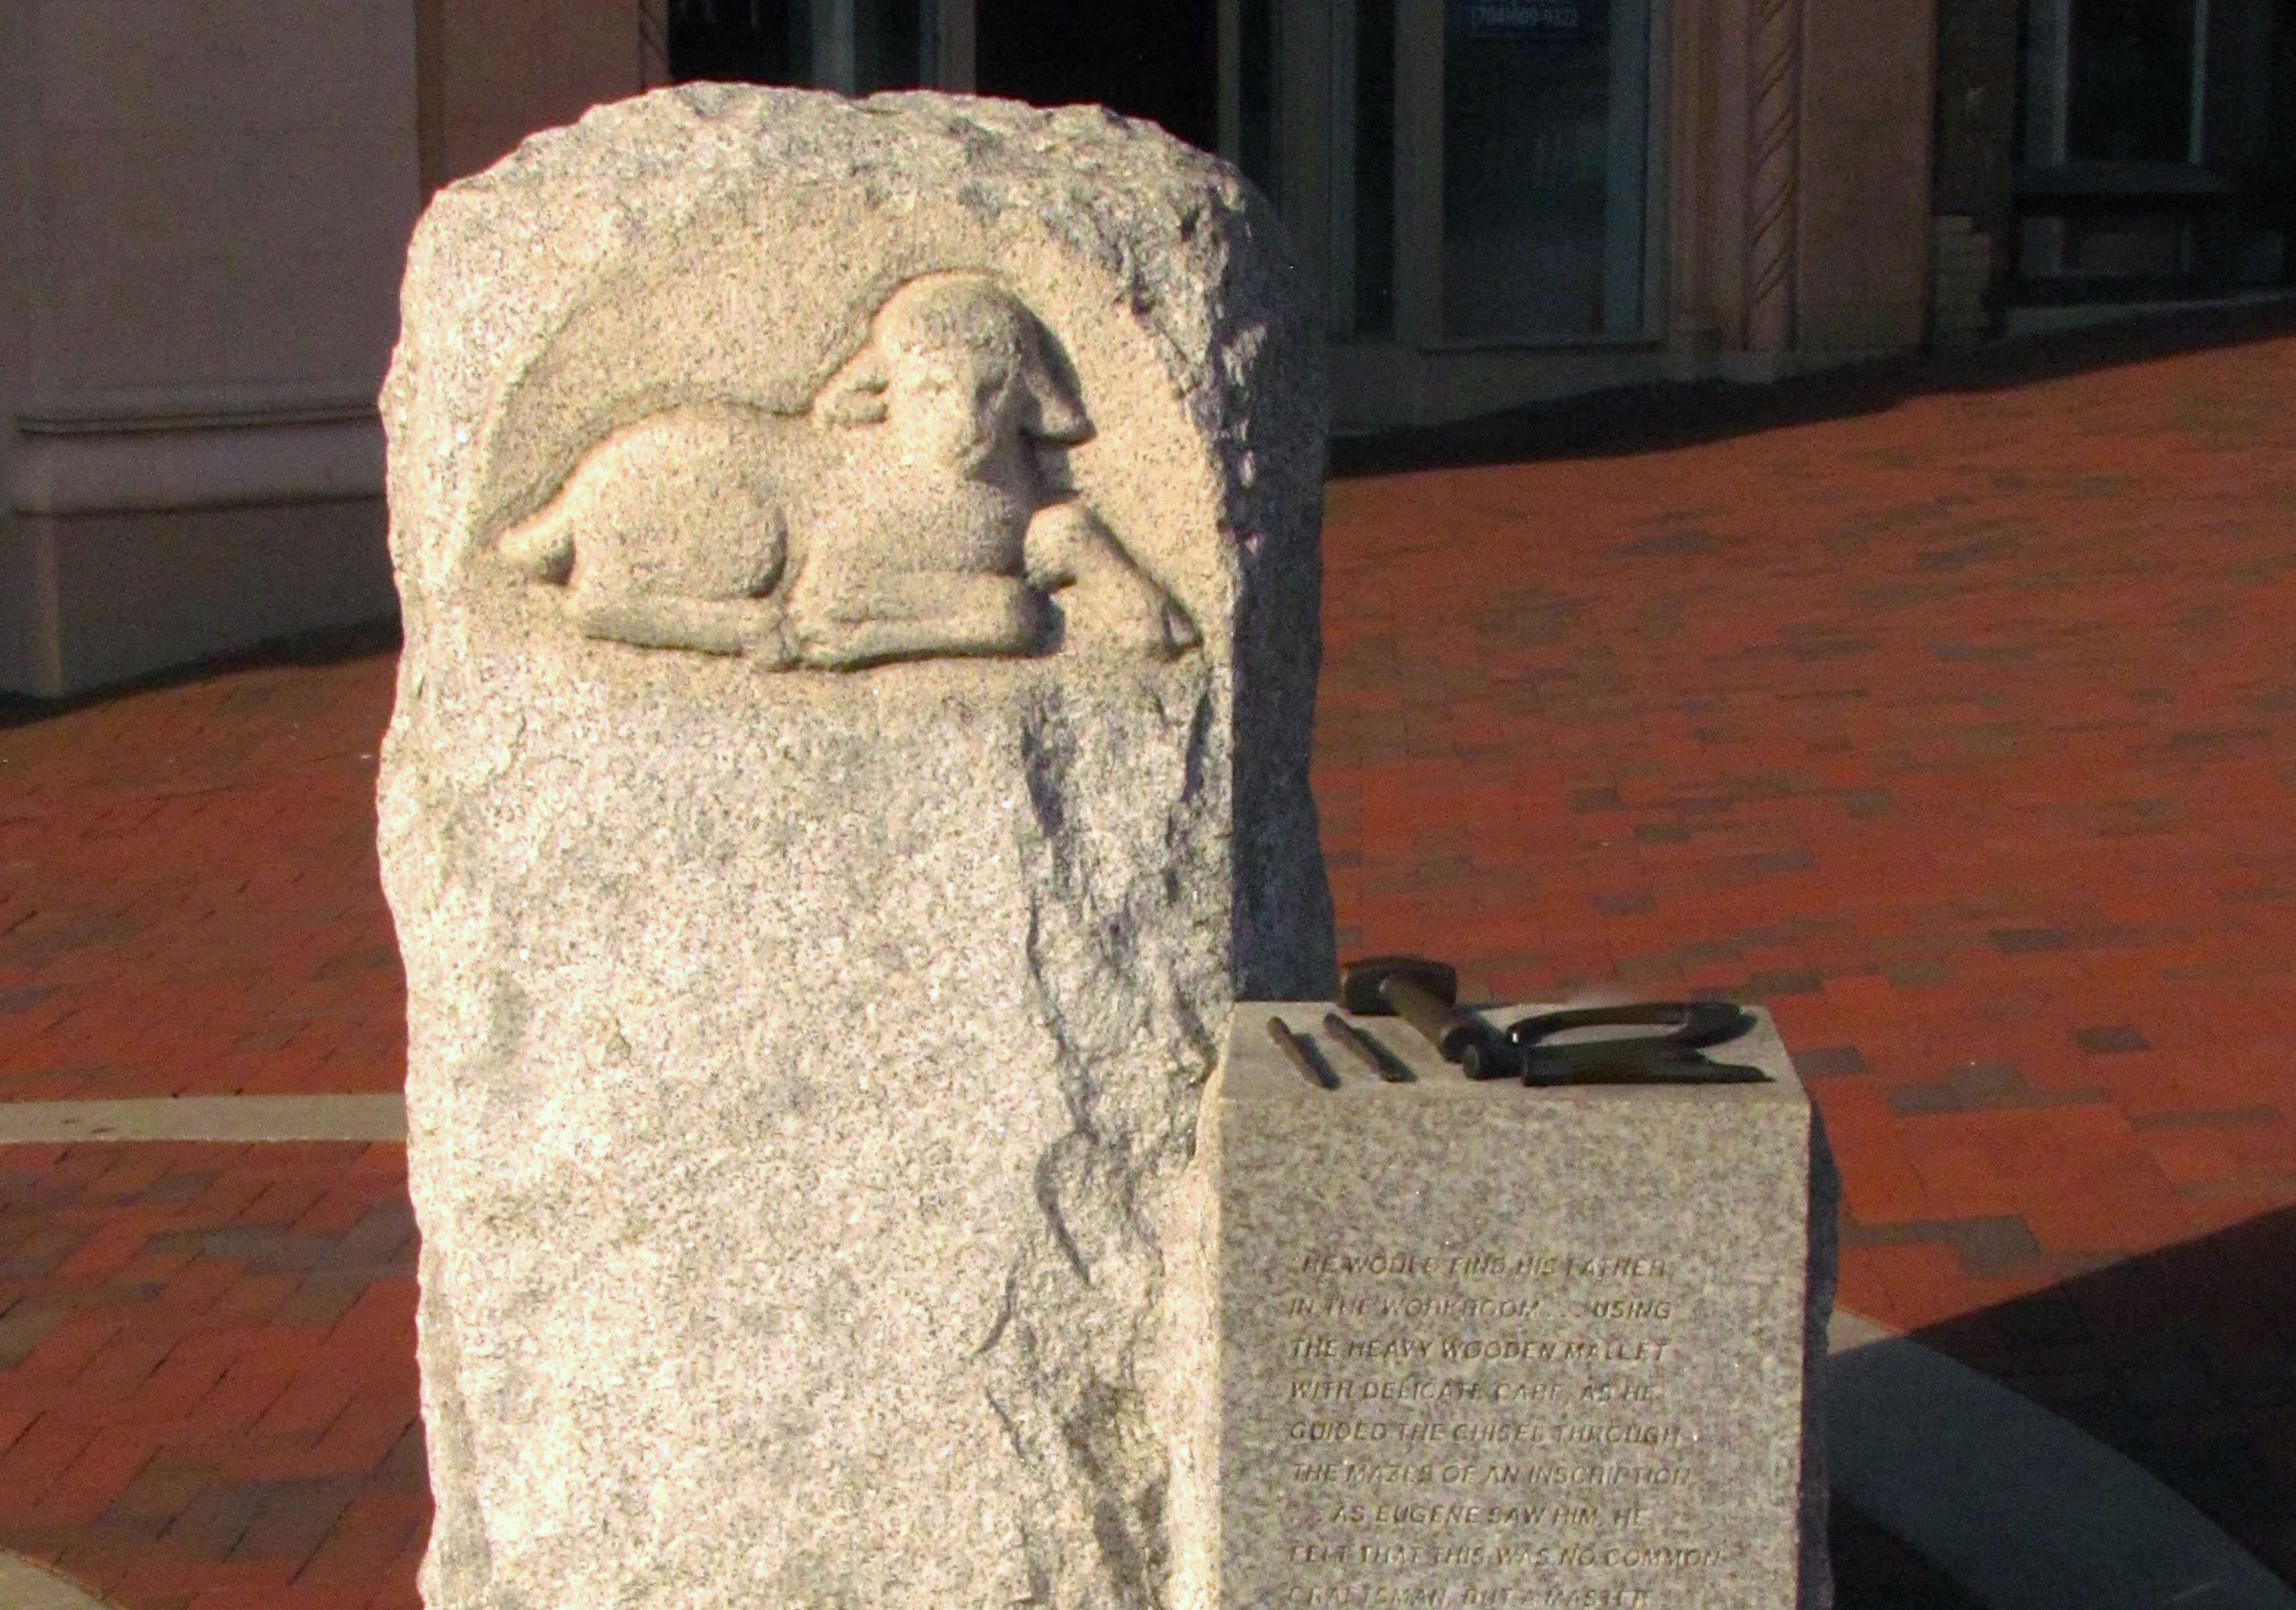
[1441,0,1649,340]
[2066,0,2197,162]
[975,0,1220,153]
[1237,0,1280,200]
[668,0,810,84]
[859,0,931,91]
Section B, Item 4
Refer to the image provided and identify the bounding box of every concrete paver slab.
[1828,1311,2296,1610]
[0,1552,111,1610]
[0,1097,405,1143]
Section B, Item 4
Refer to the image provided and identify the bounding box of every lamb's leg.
[1023,502,1196,657]
[570,591,794,666]
[791,575,1041,669]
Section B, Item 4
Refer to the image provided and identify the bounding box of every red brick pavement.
[0,1143,421,1610]
[1,313,2293,1601]
[1312,316,2296,1578]
[0,632,405,1101]
[1318,323,2296,1297]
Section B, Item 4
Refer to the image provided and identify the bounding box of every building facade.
[0,2,421,697]
[1930,0,2293,336]
[1,0,2288,695]
[627,0,1946,421]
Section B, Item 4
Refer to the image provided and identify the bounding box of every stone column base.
[0,499,396,697]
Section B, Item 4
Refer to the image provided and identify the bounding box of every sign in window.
[1460,1,1605,41]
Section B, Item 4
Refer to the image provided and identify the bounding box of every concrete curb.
[0,1094,405,1143]
[0,1553,111,1610]
[1828,1310,2296,1610]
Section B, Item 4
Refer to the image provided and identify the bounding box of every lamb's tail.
[495,495,576,584]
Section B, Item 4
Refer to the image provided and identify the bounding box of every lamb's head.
[814,273,1090,475]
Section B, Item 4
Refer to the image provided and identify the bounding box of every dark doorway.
[974,0,1221,154]
[666,0,931,91]
[668,0,810,84]
[2065,0,2203,163]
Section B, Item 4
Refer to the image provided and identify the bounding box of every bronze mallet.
[1339,956,1522,1079]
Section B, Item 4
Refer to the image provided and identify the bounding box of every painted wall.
[0,0,422,694]
[15,2,419,404]
[420,0,654,190]
[0,0,659,695]
[0,1,38,691]
[1795,0,1939,353]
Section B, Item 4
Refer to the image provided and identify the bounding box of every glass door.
[1438,0,1653,340]
[974,0,1220,153]
[2024,0,2212,166]
[2067,0,2205,163]
[1245,0,1658,347]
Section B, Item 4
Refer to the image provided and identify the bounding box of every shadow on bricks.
[1907,1206,2296,1588]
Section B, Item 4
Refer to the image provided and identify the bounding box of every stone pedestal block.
[1203,1005,1838,1610]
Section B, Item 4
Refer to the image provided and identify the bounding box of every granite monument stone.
[378,84,1331,1610]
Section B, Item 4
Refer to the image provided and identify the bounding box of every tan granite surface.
[379,85,1330,1610]
[1203,1005,1835,1610]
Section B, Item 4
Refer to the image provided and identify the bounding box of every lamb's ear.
[1017,339,1093,445]
[496,496,577,583]
[814,345,892,426]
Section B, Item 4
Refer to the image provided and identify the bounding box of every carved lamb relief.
[491,272,1199,669]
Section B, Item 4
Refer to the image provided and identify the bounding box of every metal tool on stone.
[1322,1012,1414,1082]
[1501,1001,1766,1085]
[1338,956,1522,1079]
[1266,1015,1339,1089]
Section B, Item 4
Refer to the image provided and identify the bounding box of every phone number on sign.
[1466,3,1586,33]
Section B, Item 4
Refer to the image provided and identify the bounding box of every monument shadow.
[1901,1203,2296,1592]
[1330,296,2296,479]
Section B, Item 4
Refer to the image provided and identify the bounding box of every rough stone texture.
[377,85,1332,1610]
[1206,1006,1836,1610]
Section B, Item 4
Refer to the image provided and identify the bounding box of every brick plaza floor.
[2,307,2293,1605]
